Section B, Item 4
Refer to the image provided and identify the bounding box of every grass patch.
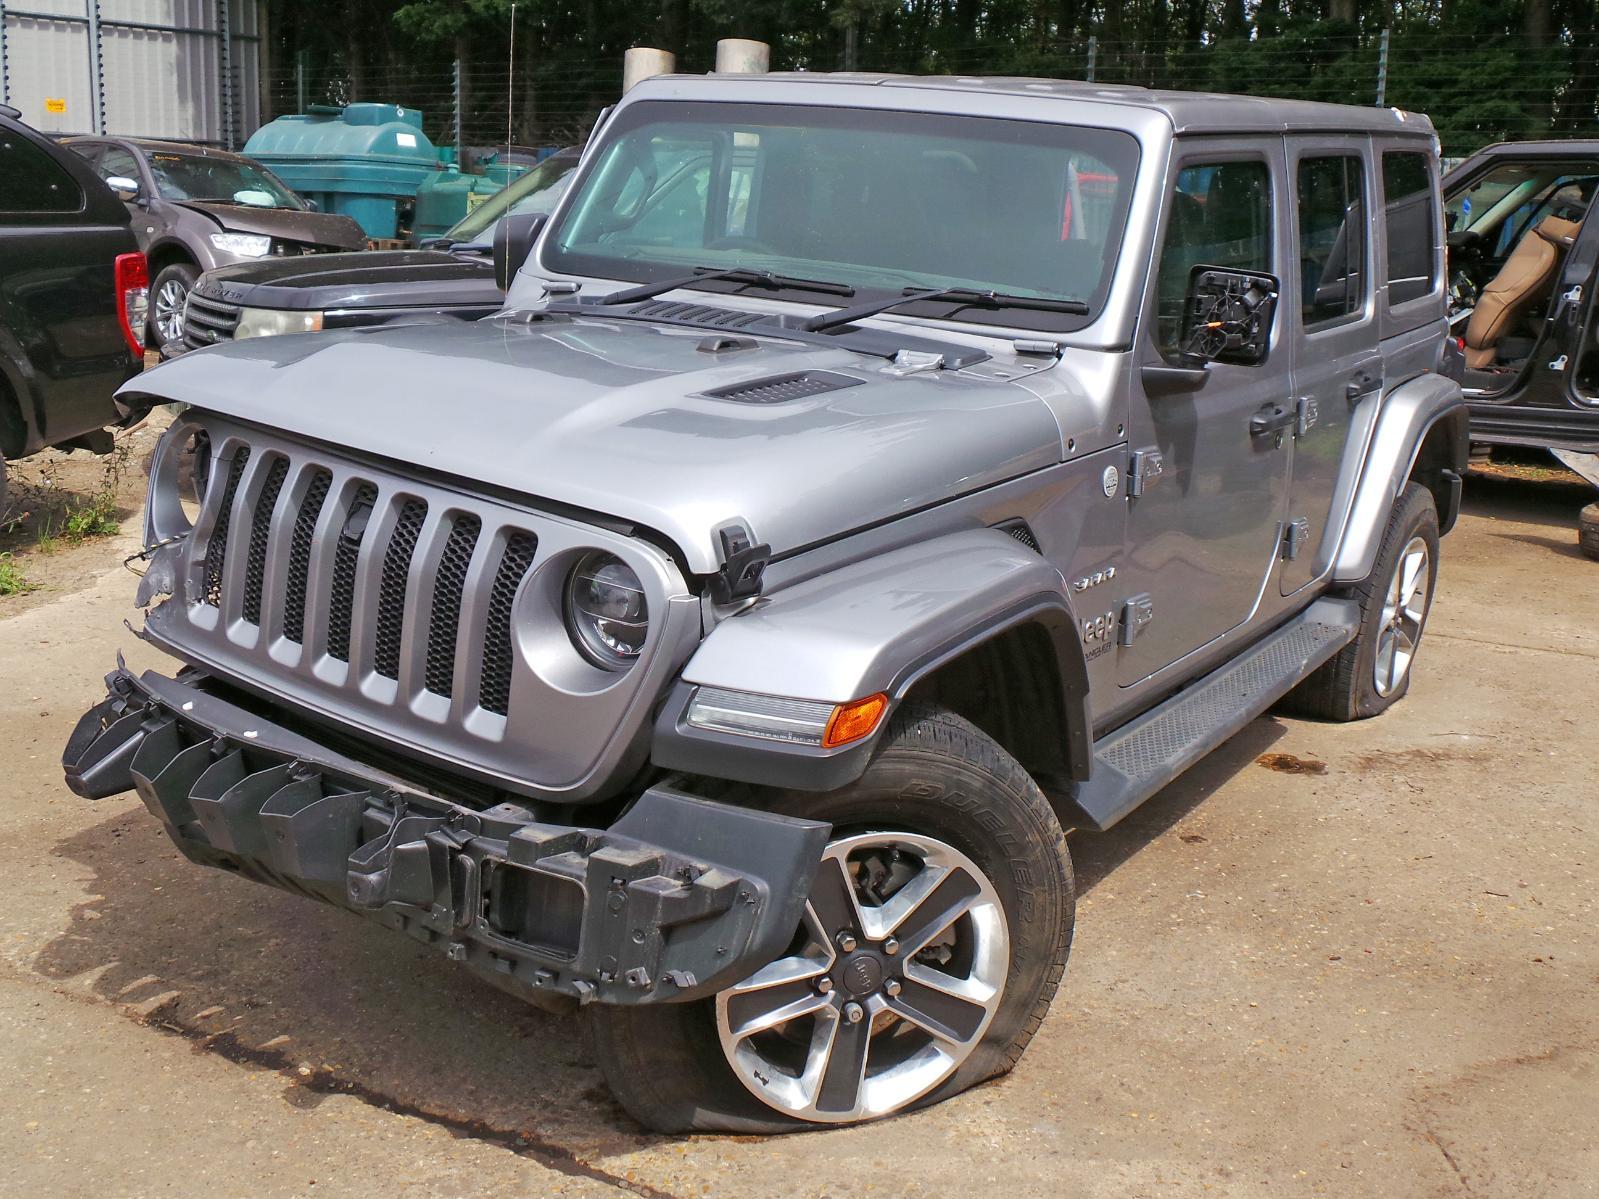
[0,553,36,596]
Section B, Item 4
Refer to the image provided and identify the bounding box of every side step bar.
[1073,598,1361,831]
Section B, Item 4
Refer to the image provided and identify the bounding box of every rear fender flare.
[1333,373,1468,584]
[653,527,1091,791]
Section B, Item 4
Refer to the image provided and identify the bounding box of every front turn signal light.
[823,693,889,749]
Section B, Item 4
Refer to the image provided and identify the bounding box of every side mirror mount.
[1178,265,1279,367]
[105,175,140,203]
[494,212,549,292]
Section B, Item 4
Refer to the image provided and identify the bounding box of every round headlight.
[565,552,648,669]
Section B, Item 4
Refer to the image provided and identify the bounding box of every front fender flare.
[653,527,1090,792]
[1333,373,1468,584]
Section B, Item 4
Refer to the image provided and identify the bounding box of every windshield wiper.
[597,266,854,306]
[803,286,1090,332]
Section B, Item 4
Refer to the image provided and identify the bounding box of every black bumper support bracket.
[63,666,828,1007]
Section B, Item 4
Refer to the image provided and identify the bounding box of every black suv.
[0,106,148,514]
[1443,140,1599,453]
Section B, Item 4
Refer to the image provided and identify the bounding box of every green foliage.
[0,553,34,597]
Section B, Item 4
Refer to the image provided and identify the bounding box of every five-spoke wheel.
[715,832,1008,1122]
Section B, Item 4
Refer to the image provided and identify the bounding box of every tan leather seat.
[1464,215,1581,368]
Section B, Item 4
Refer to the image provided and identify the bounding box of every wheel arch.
[146,240,200,281]
[652,527,1093,793]
[1333,373,1469,584]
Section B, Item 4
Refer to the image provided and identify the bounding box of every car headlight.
[234,307,325,340]
[564,551,648,669]
[209,232,272,258]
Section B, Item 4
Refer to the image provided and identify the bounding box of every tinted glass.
[98,146,142,186]
[547,101,1141,332]
[1382,153,1437,305]
[1297,155,1366,326]
[0,131,83,214]
[1155,160,1272,355]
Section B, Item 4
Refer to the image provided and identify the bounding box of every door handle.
[1250,403,1296,438]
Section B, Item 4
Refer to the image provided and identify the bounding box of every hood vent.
[704,370,864,405]
[629,300,768,328]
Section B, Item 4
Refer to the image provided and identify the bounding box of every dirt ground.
[0,463,1595,1199]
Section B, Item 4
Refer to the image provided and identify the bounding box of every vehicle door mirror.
[303,197,320,212]
[105,175,140,202]
[1177,266,1280,367]
[494,212,549,291]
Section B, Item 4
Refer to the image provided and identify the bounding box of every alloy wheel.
[1374,535,1431,697]
[154,279,189,343]
[714,831,1009,1124]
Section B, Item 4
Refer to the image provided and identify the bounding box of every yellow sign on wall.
[44,98,67,113]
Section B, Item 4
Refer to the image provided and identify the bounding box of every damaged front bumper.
[62,666,827,1007]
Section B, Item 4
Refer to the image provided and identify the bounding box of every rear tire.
[1281,482,1440,721]
[587,703,1073,1133]
[149,262,198,347]
[1579,503,1599,562]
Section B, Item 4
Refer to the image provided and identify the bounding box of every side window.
[98,147,142,187]
[1155,160,1272,356]
[1382,152,1438,306]
[0,131,84,214]
[1297,155,1366,327]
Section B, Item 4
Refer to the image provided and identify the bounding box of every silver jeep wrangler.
[63,74,1468,1132]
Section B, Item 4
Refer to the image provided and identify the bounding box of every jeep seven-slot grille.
[190,444,554,726]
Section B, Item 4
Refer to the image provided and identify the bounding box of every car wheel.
[149,262,198,347]
[1281,482,1440,721]
[587,703,1074,1133]
[1577,503,1599,562]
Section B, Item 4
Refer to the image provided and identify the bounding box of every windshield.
[445,150,582,246]
[149,152,304,209]
[544,101,1139,332]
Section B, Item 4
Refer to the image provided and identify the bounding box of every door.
[1281,139,1381,595]
[1118,145,1295,686]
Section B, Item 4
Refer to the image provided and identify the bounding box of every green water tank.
[413,159,530,242]
[243,103,439,240]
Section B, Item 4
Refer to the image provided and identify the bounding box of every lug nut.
[883,937,899,956]
[844,1002,865,1024]
[816,977,834,995]
[883,978,901,997]
[836,931,858,953]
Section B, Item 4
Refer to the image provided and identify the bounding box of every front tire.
[588,704,1074,1133]
[1282,481,1440,721]
[149,262,198,347]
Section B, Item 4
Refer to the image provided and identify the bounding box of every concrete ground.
[1,469,1594,1199]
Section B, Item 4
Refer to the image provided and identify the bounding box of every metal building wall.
[0,0,262,146]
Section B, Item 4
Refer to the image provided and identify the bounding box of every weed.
[0,553,35,596]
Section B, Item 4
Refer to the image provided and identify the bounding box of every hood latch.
[708,522,770,605]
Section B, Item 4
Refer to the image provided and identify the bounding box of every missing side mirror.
[1179,266,1279,367]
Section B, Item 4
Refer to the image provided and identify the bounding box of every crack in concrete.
[1428,630,1599,660]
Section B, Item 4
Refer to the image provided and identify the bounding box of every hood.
[197,250,497,311]
[120,315,1064,575]
[175,200,367,250]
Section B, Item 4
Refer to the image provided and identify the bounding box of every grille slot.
[479,532,539,716]
[424,514,482,698]
[183,293,242,349]
[373,498,428,680]
[200,446,250,607]
[241,456,289,625]
[704,370,862,405]
[283,469,331,645]
[325,483,378,663]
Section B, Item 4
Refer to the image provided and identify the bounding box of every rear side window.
[1297,155,1366,327]
[0,131,84,214]
[1383,152,1438,305]
[1155,160,1273,355]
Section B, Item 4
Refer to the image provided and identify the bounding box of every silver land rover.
[63,75,1468,1132]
